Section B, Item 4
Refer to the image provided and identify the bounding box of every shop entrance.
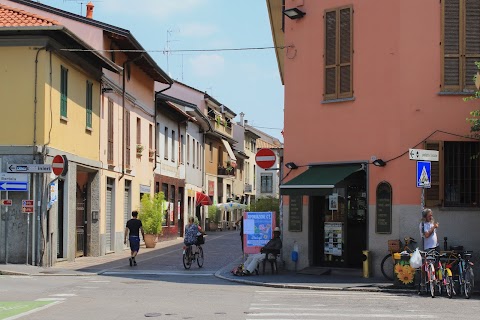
[311,170,367,268]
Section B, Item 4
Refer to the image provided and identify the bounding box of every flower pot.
[144,234,157,248]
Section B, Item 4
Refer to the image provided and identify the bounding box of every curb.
[0,269,96,277]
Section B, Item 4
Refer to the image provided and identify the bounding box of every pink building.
[268,0,480,276]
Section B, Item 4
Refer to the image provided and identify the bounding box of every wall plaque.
[288,195,302,232]
[376,181,392,234]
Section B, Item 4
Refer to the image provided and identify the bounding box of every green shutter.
[86,81,93,128]
[60,67,68,117]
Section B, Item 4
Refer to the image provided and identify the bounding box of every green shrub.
[208,205,220,223]
[138,192,165,235]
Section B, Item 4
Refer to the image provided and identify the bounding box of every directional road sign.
[22,207,34,213]
[255,148,277,169]
[0,173,28,191]
[409,149,439,162]
[416,161,432,188]
[1,199,12,206]
[22,200,34,207]
[7,164,52,173]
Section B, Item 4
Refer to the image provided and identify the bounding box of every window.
[107,99,114,163]
[197,141,200,169]
[250,139,256,153]
[192,138,196,168]
[245,161,249,184]
[253,165,256,190]
[86,81,93,128]
[442,0,480,92]
[136,118,141,144]
[149,124,153,151]
[210,142,213,162]
[171,130,175,162]
[187,135,190,164]
[324,6,353,101]
[162,184,168,226]
[164,127,168,160]
[261,174,273,193]
[425,141,480,207]
[60,66,68,117]
[180,134,184,163]
[125,110,131,167]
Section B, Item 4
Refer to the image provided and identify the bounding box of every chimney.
[244,119,248,126]
[239,112,245,126]
[86,2,94,19]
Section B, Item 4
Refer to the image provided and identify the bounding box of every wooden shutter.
[324,6,353,101]
[125,110,131,167]
[464,0,480,89]
[107,99,114,164]
[425,141,444,207]
[442,0,462,91]
[86,81,93,128]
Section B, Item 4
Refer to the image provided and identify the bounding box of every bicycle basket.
[197,235,205,245]
[388,240,401,252]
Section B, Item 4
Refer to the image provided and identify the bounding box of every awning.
[196,192,212,206]
[221,139,237,163]
[280,164,362,196]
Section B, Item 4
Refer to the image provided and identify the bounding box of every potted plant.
[138,192,164,248]
[136,144,144,155]
[148,148,155,159]
[225,161,234,175]
[207,205,220,231]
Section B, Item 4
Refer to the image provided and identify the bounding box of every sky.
[37,0,285,140]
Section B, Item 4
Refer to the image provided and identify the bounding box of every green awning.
[280,164,362,196]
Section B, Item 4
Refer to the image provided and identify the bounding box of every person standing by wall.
[124,211,145,266]
[420,208,439,251]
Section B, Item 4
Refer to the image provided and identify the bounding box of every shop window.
[425,141,480,207]
[324,6,353,101]
[441,0,480,92]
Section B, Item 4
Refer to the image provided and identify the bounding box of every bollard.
[362,250,370,278]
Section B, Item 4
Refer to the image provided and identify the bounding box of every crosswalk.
[246,290,438,320]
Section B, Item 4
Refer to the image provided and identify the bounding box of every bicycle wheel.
[380,254,394,281]
[183,247,192,269]
[428,265,436,298]
[464,268,474,299]
[197,246,204,268]
[445,275,454,299]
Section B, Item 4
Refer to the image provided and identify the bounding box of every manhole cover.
[145,313,162,317]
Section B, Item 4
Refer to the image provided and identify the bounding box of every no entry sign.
[255,148,276,169]
[52,155,68,176]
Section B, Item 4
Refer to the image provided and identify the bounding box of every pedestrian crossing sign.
[416,161,431,188]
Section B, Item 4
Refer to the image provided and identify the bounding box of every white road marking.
[88,280,110,283]
[246,313,437,319]
[49,294,77,297]
[4,301,62,320]
[35,298,66,301]
[76,286,99,289]
[102,271,214,276]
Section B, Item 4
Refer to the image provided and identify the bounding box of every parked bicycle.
[439,253,455,299]
[451,251,475,299]
[182,243,204,269]
[381,237,416,281]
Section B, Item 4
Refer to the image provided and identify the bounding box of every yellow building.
[0,4,119,265]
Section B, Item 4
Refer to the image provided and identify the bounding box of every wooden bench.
[261,249,280,274]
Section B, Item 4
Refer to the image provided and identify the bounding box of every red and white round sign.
[52,155,68,176]
[255,148,276,169]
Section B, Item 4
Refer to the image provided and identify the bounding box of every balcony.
[208,116,233,137]
[217,166,235,176]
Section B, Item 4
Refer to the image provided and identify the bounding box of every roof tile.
[0,4,60,27]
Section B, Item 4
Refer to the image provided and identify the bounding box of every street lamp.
[283,7,306,20]
[372,159,387,167]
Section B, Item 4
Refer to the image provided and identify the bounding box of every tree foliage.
[465,62,480,137]
[138,192,165,234]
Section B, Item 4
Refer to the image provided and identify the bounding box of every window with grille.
[261,174,273,193]
[425,141,480,207]
[107,99,114,163]
[60,66,68,117]
[86,81,93,128]
[442,0,480,92]
[324,6,353,101]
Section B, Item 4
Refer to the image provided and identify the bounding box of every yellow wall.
[0,47,101,160]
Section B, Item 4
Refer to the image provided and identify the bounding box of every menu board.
[324,222,343,256]
[376,182,392,234]
[288,195,302,232]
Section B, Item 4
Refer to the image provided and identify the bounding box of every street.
[1,231,480,320]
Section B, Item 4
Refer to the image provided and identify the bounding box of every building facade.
[268,0,480,275]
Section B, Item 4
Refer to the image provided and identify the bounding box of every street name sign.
[409,149,439,162]
[0,173,28,191]
[7,164,52,173]
[1,199,12,206]
[416,161,432,188]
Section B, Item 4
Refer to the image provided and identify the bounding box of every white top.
[419,221,438,250]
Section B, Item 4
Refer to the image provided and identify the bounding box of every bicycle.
[417,249,440,298]
[452,251,475,299]
[439,252,455,299]
[182,243,204,269]
[381,237,417,281]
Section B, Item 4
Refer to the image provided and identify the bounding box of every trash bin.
[362,250,370,278]
[393,252,416,287]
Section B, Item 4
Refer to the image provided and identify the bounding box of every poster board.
[376,182,392,234]
[324,222,343,257]
[288,195,302,232]
[243,211,275,254]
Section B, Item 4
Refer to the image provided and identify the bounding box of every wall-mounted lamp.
[372,159,387,167]
[283,7,306,20]
[102,87,114,93]
[285,162,299,169]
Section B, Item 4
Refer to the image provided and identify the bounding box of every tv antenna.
[63,0,104,16]
[164,28,179,76]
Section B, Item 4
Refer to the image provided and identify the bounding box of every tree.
[465,62,480,137]
[249,196,280,226]
[138,192,165,235]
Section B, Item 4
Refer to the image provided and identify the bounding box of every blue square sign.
[416,161,431,188]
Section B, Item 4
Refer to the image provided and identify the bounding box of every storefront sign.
[140,184,150,194]
[288,195,302,232]
[376,181,392,234]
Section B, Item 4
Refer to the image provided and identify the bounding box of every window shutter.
[425,141,444,207]
[339,7,352,98]
[464,0,480,89]
[325,10,337,100]
[125,110,131,167]
[442,0,462,91]
[107,99,114,163]
[86,81,92,128]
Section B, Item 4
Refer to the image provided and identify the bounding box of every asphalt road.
[1,231,480,320]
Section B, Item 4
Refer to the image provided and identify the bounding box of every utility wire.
[60,45,292,53]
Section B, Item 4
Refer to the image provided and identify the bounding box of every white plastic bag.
[409,248,422,269]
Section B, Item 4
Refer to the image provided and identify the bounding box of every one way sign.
[409,149,439,162]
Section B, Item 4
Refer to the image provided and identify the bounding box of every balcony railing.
[208,117,232,137]
[217,166,235,176]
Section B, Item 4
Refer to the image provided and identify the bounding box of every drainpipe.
[152,83,173,175]
[120,55,143,181]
